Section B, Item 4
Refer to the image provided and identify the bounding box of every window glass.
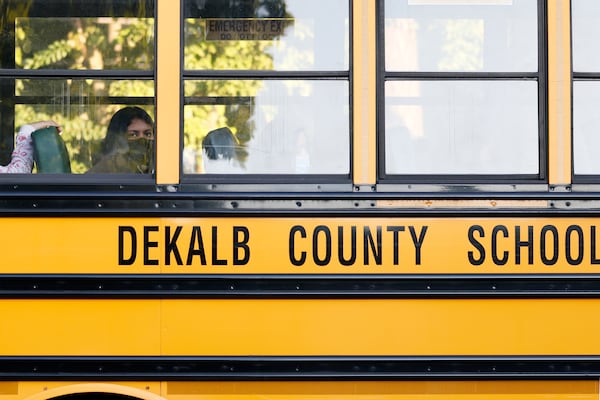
[573,1,600,176]
[573,82,600,175]
[0,0,155,176]
[15,17,154,70]
[184,80,349,174]
[385,80,538,174]
[183,0,350,178]
[382,0,541,180]
[572,0,600,72]
[184,0,349,71]
[9,78,154,174]
[384,0,538,72]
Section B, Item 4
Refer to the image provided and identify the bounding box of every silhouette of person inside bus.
[1,120,61,173]
[87,106,154,174]
[202,126,241,173]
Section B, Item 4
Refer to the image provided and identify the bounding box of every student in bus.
[1,120,62,173]
[87,106,154,174]
[201,126,242,173]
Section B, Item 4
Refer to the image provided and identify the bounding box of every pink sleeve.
[0,125,35,174]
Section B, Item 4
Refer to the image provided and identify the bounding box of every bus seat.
[31,126,72,173]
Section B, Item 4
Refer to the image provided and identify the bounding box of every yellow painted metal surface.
[0,300,161,355]
[3,298,600,356]
[156,0,181,184]
[0,381,596,400]
[547,0,572,185]
[4,217,600,274]
[352,0,376,185]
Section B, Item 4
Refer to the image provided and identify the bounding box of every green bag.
[31,127,71,173]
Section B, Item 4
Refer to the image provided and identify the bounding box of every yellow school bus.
[1,0,600,399]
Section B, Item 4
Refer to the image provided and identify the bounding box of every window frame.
[179,0,354,186]
[571,0,600,184]
[376,0,548,187]
[0,0,157,185]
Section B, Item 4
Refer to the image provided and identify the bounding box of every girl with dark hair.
[87,106,154,174]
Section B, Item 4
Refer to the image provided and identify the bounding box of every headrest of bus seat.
[31,126,71,173]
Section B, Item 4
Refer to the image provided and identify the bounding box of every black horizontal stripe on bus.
[1,355,600,380]
[0,187,600,214]
[1,274,600,298]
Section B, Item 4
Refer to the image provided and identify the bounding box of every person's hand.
[30,120,62,133]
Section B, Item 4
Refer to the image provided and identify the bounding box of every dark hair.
[100,106,154,156]
[202,127,238,160]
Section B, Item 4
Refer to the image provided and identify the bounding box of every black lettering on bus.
[592,226,600,264]
[165,226,183,265]
[118,226,137,265]
[566,225,584,265]
[540,225,559,265]
[186,226,207,265]
[233,226,250,265]
[142,226,159,266]
[313,225,332,266]
[143,226,159,265]
[467,225,485,265]
[515,226,534,265]
[211,226,227,265]
[386,226,405,265]
[289,225,306,266]
[409,226,427,265]
[338,226,357,266]
[491,225,509,265]
[364,226,382,265]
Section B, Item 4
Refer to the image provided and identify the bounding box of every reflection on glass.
[573,82,600,174]
[9,79,154,174]
[14,15,154,70]
[384,0,537,72]
[184,0,349,71]
[15,17,154,70]
[572,0,600,72]
[385,80,538,174]
[184,80,349,174]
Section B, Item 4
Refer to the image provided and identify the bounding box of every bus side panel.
[1,299,600,355]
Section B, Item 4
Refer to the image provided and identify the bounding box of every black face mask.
[128,138,154,173]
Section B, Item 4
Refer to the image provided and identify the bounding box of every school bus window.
[385,80,539,175]
[183,79,349,175]
[572,0,600,176]
[15,17,154,71]
[184,0,349,71]
[382,0,542,178]
[0,0,155,176]
[183,0,350,177]
[10,79,154,175]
